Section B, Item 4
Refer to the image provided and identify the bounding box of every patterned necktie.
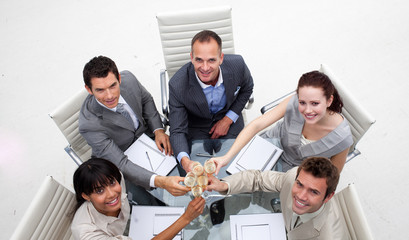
[116,103,134,128]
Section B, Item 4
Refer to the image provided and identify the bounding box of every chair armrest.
[260,91,295,114]
[346,148,361,163]
[160,69,169,117]
[244,93,255,110]
[64,145,83,166]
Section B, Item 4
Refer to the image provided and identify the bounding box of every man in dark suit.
[79,56,189,204]
[169,30,254,172]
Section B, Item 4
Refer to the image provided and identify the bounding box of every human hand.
[155,176,189,196]
[154,129,173,156]
[183,197,206,222]
[209,116,233,139]
[181,157,194,172]
[206,175,228,192]
[212,156,230,175]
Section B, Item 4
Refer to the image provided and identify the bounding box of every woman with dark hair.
[212,71,353,173]
[71,158,205,240]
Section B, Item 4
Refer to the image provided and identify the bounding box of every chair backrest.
[333,183,374,240]
[49,88,92,165]
[10,176,76,240]
[157,5,235,79]
[319,64,376,159]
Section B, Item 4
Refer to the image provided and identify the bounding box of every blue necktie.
[116,103,134,128]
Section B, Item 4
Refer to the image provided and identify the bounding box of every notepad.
[129,205,184,240]
[227,135,283,175]
[153,213,182,235]
[125,133,177,176]
[230,213,286,240]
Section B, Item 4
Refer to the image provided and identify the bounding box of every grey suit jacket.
[222,168,350,240]
[168,54,254,158]
[79,70,163,189]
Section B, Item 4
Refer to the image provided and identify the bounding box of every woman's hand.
[183,197,206,221]
[212,156,230,175]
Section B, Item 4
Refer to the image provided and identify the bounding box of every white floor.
[1,0,408,239]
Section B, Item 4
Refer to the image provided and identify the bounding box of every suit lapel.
[222,64,236,108]
[120,83,142,126]
[188,68,211,117]
[89,94,135,132]
[287,220,320,239]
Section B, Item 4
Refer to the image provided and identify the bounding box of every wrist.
[154,175,165,188]
[154,128,165,136]
[181,157,191,170]
[223,116,233,125]
[180,212,193,224]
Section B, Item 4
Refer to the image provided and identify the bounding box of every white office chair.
[49,88,92,166]
[156,6,254,126]
[10,176,76,240]
[260,64,375,162]
[334,183,374,240]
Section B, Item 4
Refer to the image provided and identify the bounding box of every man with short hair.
[169,30,254,172]
[79,56,189,204]
[207,157,350,239]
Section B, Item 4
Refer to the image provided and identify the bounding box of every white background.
[1,0,408,239]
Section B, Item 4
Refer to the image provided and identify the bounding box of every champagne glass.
[191,185,203,198]
[192,161,204,176]
[184,172,197,188]
[204,159,216,175]
[197,174,208,187]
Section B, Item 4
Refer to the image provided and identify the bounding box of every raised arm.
[330,147,349,173]
[152,197,205,240]
[213,95,293,175]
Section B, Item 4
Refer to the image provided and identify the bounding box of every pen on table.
[146,151,154,171]
[196,153,214,158]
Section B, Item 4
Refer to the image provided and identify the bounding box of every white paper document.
[230,213,286,240]
[129,205,185,240]
[125,133,176,176]
[227,135,283,175]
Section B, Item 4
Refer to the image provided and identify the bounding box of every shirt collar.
[296,202,326,224]
[96,95,126,112]
[195,67,223,89]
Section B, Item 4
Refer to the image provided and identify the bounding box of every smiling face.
[297,86,333,124]
[291,170,333,215]
[85,72,121,109]
[190,38,224,86]
[81,178,122,217]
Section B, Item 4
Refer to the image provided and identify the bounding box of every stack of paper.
[125,133,177,176]
[227,135,283,175]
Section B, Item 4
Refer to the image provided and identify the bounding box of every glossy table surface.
[150,139,280,240]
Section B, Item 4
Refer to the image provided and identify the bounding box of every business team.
[75,30,352,239]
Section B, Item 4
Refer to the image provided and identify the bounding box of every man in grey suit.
[79,56,189,204]
[207,157,350,240]
[169,30,254,172]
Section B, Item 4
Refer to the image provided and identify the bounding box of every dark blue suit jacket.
[168,54,254,158]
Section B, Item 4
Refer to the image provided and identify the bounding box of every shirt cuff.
[150,174,157,188]
[153,128,164,133]
[177,152,190,163]
[226,110,239,123]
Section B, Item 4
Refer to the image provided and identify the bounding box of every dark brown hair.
[296,157,340,199]
[296,71,343,113]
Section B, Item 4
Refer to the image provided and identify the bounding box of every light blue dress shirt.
[177,68,239,163]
